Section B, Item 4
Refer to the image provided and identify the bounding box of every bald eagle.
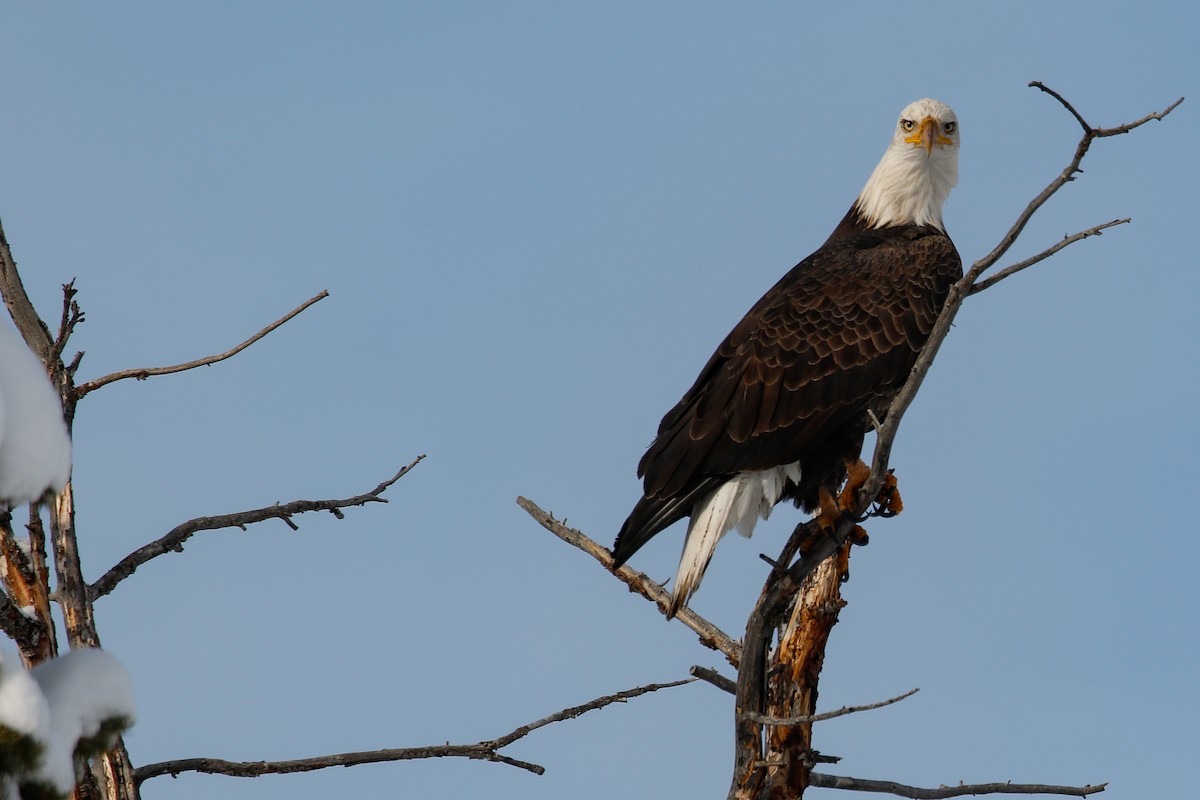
[613,98,962,617]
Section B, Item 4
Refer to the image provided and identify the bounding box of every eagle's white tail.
[668,462,801,617]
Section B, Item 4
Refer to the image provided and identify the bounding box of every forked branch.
[853,85,1182,521]
[134,678,693,786]
[89,456,425,600]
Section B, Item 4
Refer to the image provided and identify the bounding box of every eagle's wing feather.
[612,227,959,565]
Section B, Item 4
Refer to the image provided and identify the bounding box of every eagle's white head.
[855,98,959,231]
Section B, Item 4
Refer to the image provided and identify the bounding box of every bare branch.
[73,290,330,399]
[743,687,918,727]
[690,665,737,695]
[135,744,544,784]
[134,678,692,786]
[1030,81,1183,137]
[808,773,1107,798]
[1094,98,1184,136]
[970,86,1181,287]
[89,456,425,600]
[48,280,84,372]
[0,217,55,360]
[968,220,1129,296]
[516,496,742,667]
[484,677,694,750]
[1028,82,1092,133]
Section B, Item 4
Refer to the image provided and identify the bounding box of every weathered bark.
[0,508,57,664]
[729,534,847,800]
[0,216,137,800]
[765,554,845,798]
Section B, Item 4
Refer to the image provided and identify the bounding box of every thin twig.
[73,290,329,398]
[1094,97,1184,135]
[516,497,742,667]
[48,280,84,371]
[1030,81,1183,137]
[134,678,692,786]
[743,687,918,726]
[1028,82,1092,132]
[968,220,1129,295]
[808,773,1107,798]
[968,87,1181,292]
[89,456,424,600]
[483,678,694,750]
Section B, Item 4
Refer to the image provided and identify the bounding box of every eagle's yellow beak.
[904,116,953,155]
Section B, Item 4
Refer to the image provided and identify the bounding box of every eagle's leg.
[840,459,904,520]
[870,470,904,518]
[804,485,869,582]
[799,459,899,581]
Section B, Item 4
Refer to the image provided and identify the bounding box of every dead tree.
[0,83,1180,800]
[521,84,1181,800]
[0,214,691,799]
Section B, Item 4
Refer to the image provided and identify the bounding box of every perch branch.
[89,456,424,600]
[73,290,329,398]
[516,496,742,667]
[743,687,918,727]
[134,678,692,786]
[807,773,1106,798]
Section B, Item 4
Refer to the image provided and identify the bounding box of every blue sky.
[2,3,1197,798]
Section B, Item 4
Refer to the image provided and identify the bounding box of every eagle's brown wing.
[613,226,960,565]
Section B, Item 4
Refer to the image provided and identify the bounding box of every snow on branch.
[134,678,692,786]
[0,590,46,662]
[0,647,135,798]
[0,322,71,506]
[88,455,425,600]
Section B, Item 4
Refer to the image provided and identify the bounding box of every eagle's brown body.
[614,207,961,563]
[612,98,963,616]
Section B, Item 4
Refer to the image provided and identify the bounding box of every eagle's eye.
[943,121,957,134]
[900,119,915,132]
